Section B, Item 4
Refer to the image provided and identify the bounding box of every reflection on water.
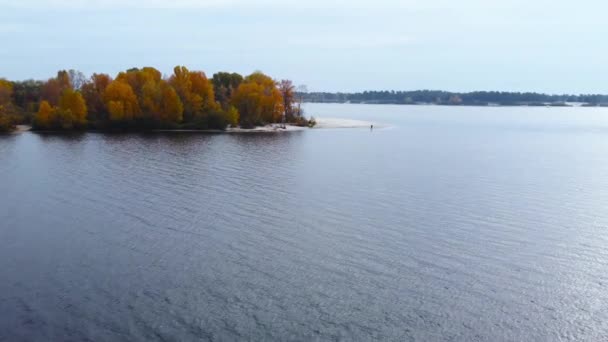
[1,104,608,341]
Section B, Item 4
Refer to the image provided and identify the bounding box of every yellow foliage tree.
[107,101,126,122]
[160,83,183,124]
[169,66,217,121]
[59,89,87,127]
[140,79,183,125]
[0,79,13,105]
[34,100,53,129]
[117,67,162,97]
[231,72,284,127]
[103,80,141,123]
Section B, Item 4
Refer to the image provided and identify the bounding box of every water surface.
[1,104,607,341]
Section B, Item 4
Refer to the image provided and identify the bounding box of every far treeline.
[0,67,314,132]
[302,90,608,106]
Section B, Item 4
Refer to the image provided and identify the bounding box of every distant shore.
[304,101,604,108]
[301,90,608,107]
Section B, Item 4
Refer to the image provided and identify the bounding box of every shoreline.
[20,124,310,134]
[17,118,384,134]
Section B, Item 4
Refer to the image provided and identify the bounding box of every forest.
[0,67,312,132]
[302,90,608,106]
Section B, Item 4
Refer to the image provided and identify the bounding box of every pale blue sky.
[1,0,606,93]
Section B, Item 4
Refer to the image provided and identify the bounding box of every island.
[0,66,315,133]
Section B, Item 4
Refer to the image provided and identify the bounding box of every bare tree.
[68,70,87,90]
[295,85,308,116]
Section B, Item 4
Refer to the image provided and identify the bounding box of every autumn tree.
[278,80,296,122]
[81,73,112,122]
[0,106,14,132]
[108,67,186,126]
[169,66,217,122]
[212,72,243,108]
[140,78,183,126]
[159,83,183,125]
[52,108,76,130]
[1,66,307,131]
[58,89,87,127]
[0,79,12,105]
[41,70,73,106]
[231,72,284,127]
[103,79,141,124]
[0,80,21,130]
[33,100,53,129]
[33,97,82,130]
[41,79,61,106]
[57,70,71,90]
[116,67,161,98]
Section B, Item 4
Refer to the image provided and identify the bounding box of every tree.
[0,81,23,130]
[58,89,87,127]
[231,72,283,127]
[103,80,140,124]
[116,67,161,98]
[57,70,72,90]
[169,66,217,121]
[140,78,183,126]
[0,79,12,105]
[53,108,75,130]
[12,80,44,112]
[231,82,262,127]
[81,73,112,122]
[0,105,15,132]
[212,72,243,107]
[159,83,183,124]
[41,71,73,106]
[279,80,296,121]
[34,100,53,129]
[295,84,308,116]
[68,70,87,90]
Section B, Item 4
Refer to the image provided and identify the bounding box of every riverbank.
[18,118,384,134]
[153,124,309,133]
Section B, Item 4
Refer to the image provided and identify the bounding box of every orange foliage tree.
[6,66,301,131]
[169,66,217,122]
[231,72,284,127]
[41,70,73,106]
[34,100,53,129]
[140,77,183,126]
[103,80,141,124]
[59,89,87,127]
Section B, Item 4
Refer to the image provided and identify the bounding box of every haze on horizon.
[1,0,606,94]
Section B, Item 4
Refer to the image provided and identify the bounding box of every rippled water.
[1,104,608,341]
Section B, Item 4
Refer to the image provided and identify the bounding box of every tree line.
[302,90,608,106]
[0,66,312,132]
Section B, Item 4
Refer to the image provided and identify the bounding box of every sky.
[0,0,607,94]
